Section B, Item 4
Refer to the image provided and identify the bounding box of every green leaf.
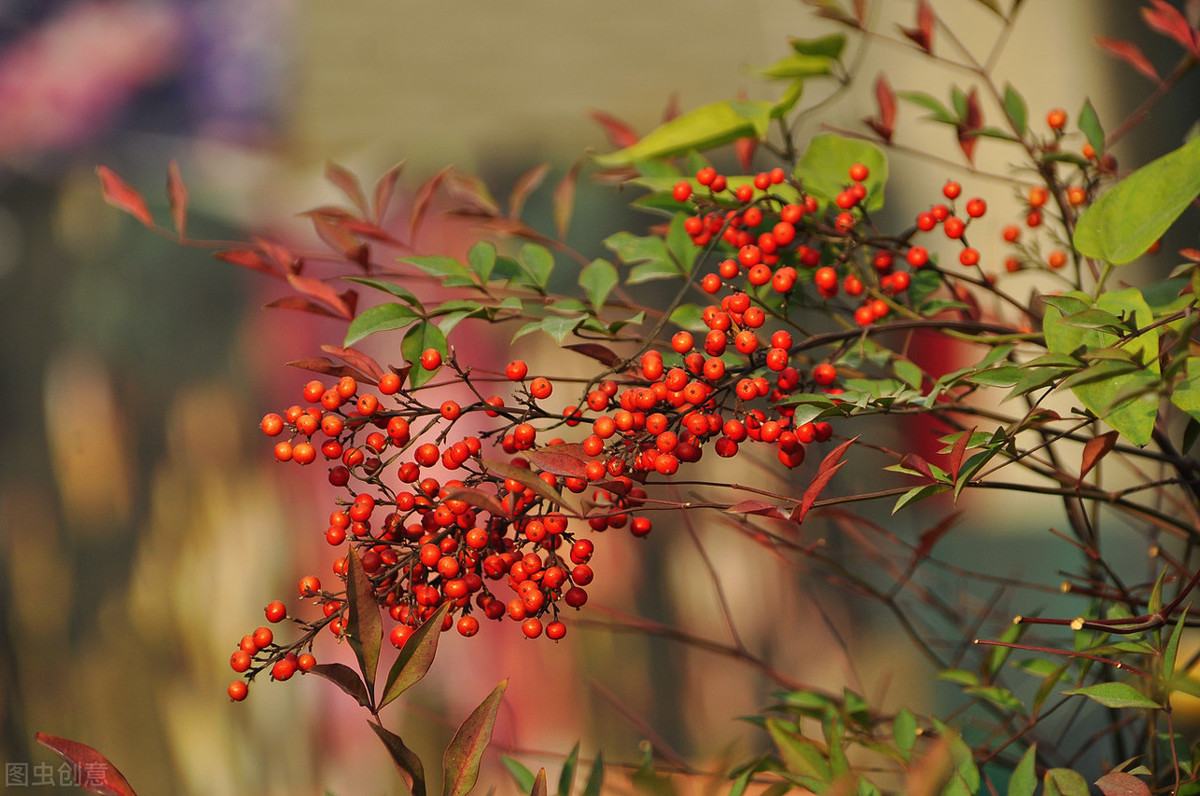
[502,757,537,793]
[1170,357,1200,423]
[557,742,580,796]
[766,718,831,782]
[797,133,888,212]
[593,99,775,167]
[756,52,836,80]
[792,33,846,58]
[379,603,451,709]
[538,314,585,344]
[604,231,673,270]
[1164,607,1189,679]
[937,669,980,687]
[964,685,1026,715]
[665,213,698,276]
[1075,134,1200,264]
[932,720,980,795]
[669,303,708,332]
[898,91,958,125]
[401,255,477,287]
[369,722,427,796]
[343,276,424,311]
[894,359,924,389]
[345,302,422,347]
[893,484,952,513]
[1008,744,1037,796]
[1043,288,1159,445]
[346,546,382,703]
[1044,768,1090,796]
[1061,682,1160,709]
[442,680,508,796]
[582,751,604,796]
[1077,99,1105,157]
[467,241,497,283]
[520,243,555,291]
[403,322,448,389]
[579,259,618,311]
[893,708,917,763]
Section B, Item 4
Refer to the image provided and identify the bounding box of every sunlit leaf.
[796,133,888,212]
[442,680,508,796]
[1061,682,1160,709]
[96,166,154,228]
[593,99,775,167]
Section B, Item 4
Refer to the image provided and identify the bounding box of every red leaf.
[342,218,404,246]
[96,166,153,227]
[852,0,867,23]
[948,426,976,482]
[320,345,385,381]
[442,680,508,796]
[410,165,453,245]
[726,499,785,519]
[900,453,937,481]
[530,768,549,796]
[253,236,301,274]
[1095,770,1151,796]
[588,109,639,149]
[791,436,857,524]
[326,161,369,216]
[899,0,935,53]
[445,171,501,216]
[306,212,369,267]
[267,296,346,320]
[864,74,895,142]
[528,446,590,479]
[913,511,962,560]
[508,162,550,219]
[1080,430,1119,482]
[735,137,758,173]
[1094,36,1161,82]
[166,160,188,238]
[1142,0,1200,55]
[372,160,407,225]
[564,343,622,367]
[286,357,374,381]
[35,733,137,796]
[214,248,282,278]
[287,274,353,319]
[1180,247,1200,262]
[553,157,584,241]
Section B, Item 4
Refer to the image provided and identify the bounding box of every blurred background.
[0,1,1194,794]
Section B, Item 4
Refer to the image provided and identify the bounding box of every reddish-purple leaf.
[96,166,154,228]
[531,768,548,796]
[900,453,937,481]
[266,296,346,319]
[368,722,427,796]
[443,487,511,519]
[286,357,373,381]
[852,0,867,23]
[564,343,622,366]
[553,157,584,241]
[442,680,508,796]
[166,160,188,238]
[957,87,983,164]
[342,217,404,246]
[214,248,282,278]
[588,109,639,149]
[287,274,354,319]
[726,499,786,518]
[913,511,962,560]
[326,161,369,216]
[380,603,451,708]
[661,91,680,123]
[320,345,385,381]
[528,446,590,479]
[509,162,550,220]
[482,459,569,511]
[948,426,976,482]
[1181,247,1200,263]
[310,662,373,708]
[804,0,861,28]
[372,160,407,225]
[1095,770,1151,796]
[1094,36,1161,82]
[410,165,453,244]
[253,236,301,274]
[864,74,896,141]
[1142,0,1200,55]
[1080,430,1119,482]
[35,733,137,796]
[899,0,935,52]
[345,546,383,701]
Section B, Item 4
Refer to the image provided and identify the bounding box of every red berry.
[965,198,987,218]
[265,601,287,623]
[672,181,692,202]
[942,181,962,200]
[906,246,929,268]
[420,348,442,370]
[812,364,837,386]
[228,681,249,701]
[848,163,869,182]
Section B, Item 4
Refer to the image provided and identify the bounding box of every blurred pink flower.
[0,1,182,158]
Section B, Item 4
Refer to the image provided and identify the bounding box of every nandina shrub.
[68,1,1200,794]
